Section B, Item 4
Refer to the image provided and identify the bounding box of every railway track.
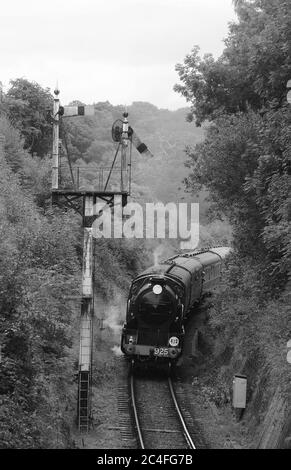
[129,368,196,449]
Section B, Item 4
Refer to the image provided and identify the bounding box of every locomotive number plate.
[154,348,169,357]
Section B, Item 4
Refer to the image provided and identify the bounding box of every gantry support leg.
[77,196,94,432]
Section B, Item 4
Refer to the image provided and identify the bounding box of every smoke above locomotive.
[121,247,231,364]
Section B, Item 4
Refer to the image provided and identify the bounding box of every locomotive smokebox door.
[232,375,247,409]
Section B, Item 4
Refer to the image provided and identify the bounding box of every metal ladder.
[78,371,90,432]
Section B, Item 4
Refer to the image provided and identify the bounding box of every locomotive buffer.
[49,86,153,432]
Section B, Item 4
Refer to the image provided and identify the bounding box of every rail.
[129,370,196,450]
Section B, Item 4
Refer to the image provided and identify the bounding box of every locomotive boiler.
[121,247,231,364]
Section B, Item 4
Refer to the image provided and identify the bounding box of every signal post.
[49,87,130,432]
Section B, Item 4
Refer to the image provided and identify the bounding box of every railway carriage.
[121,247,231,364]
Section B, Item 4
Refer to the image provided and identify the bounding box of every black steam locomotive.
[121,247,231,364]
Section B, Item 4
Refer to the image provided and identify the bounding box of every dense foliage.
[4,79,53,157]
[175,0,291,295]
[0,115,80,447]
[175,0,291,125]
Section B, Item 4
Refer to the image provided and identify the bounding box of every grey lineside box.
[233,375,247,409]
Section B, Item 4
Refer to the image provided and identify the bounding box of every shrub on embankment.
[200,256,290,448]
[0,116,81,448]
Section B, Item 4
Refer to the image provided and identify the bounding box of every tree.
[175,0,291,293]
[174,0,291,125]
[5,78,53,156]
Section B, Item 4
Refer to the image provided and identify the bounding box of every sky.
[0,0,237,110]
